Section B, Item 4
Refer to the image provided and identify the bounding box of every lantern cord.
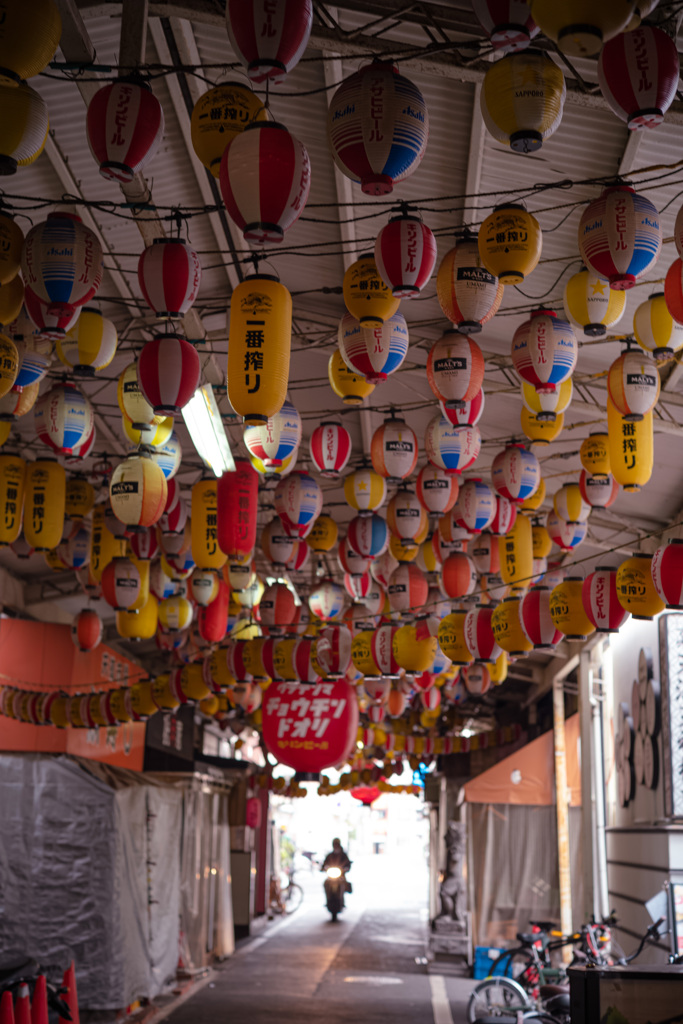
[513,260,582,303]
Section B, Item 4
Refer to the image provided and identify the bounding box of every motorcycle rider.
[322,838,351,874]
[321,839,351,918]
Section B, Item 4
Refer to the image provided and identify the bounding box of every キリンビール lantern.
[226,0,312,85]
[583,567,630,632]
[309,421,351,478]
[375,214,436,297]
[87,80,164,183]
[471,1,539,51]
[137,334,200,416]
[598,25,679,130]
[138,238,201,318]
[464,605,501,664]
[652,540,683,610]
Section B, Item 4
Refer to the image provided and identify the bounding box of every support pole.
[578,650,596,921]
[553,676,573,962]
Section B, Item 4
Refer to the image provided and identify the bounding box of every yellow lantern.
[607,399,653,492]
[0,0,61,85]
[549,577,595,640]
[563,266,626,338]
[121,414,173,449]
[110,453,168,531]
[152,673,181,711]
[492,596,533,656]
[128,555,151,612]
[199,694,220,716]
[520,477,546,513]
[228,274,291,425]
[390,533,418,562]
[89,504,126,582]
[343,255,400,328]
[0,82,48,173]
[328,349,375,405]
[44,547,67,571]
[417,538,439,575]
[117,593,158,641]
[393,623,437,673]
[307,514,338,552]
[481,52,565,154]
[0,421,10,447]
[158,594,194,632]
[521,378,572,422]
[532,523,552,559]
[273,636,298,681]
[24,459,65,551]
[56,308,117,375]
[0,276,23,326]
[580,433,610,477]
[498,513,533,587]
[129,680,159,719]
[192,478,227,570]
[0,334,18,398]
[0,452,24,545]
[191,82,266,176]
[489,651,508,685]
[478,204,542,285]
[616,553,664,621]
[529,1,635,57]
[344,467,386,513]
[634,292,683,359]
[117,361,164,429]
[205,648,236,691]
[243,637,272,681]
[65,476,95,520]
[0,212,23,284]
[0,379,39,420]
[437,611,473,666]
[351,631,380,676]
[180,663,211,702]
[521,408,564,447]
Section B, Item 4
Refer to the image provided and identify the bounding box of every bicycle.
[268,869,304,916]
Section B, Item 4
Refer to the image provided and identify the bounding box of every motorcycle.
[324,865,349,921]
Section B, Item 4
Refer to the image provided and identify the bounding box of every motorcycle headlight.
[327,867,342,879]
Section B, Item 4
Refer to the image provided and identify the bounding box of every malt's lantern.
[481,52,565,153]
[101,556,142,612]
[371,417,418,482]
[228,274,291,424]
[470,531,499,576]
[416,464,458,516]
[386,491,427,547]
[375,214,436,297]
[607,347,660,421]
[427,331,485,407]
[110,453,167,531]
[87,80,164,183]
[261,516,295,567]
[579,185,661,290]
[478,204,542,284]
[579,470,619,509]
[436,237,503,331]
[190,569,220,608]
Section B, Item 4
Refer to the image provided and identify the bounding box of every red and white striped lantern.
[309,421,351,478]
[129,525,159,561]
[441,551,477,600]
[21,213,103,318]
[374,214,437,297]
[344,571,372,601]
[368,703,386,724]
[579,185,662,291]
[316,624,353,678]
[227,639,252,683]
[440,388,485,428]
[453,479,496,534]
[598,26,679,131]
[371,417,418,481]
[546,510,587,552]
[489,495,517,536]
[427,331,485,408]
[219,122,311,244]
[338,311,409,382]
[607,348,660,422]
[371,549,399,590]
[365,675,391,701]
[520,586,562,649]
[259,582,297,634]
[226,0,312,85]
[137,334,201,415]
[652,539,683,610]
[24,286,81,340]
[472,1,539,51]
[274,470,322,539]
[309,578,345,621]
[261,517,295,567]
[371,623,400,676]
[364,582,386,617]
[86,80,164,183]
[387,563,428,614]
[436,237,504,330]
[416,464,459,516]
[347,513,389,560]
[287,538,310,573]
[101,556,142,612]
[470,531,500,576]
[464,605,501,664]
[338,535,371,577]
[491,444,541,503]
[71,608,102,652]
[421,687,441,711]
[579,470,619,509]
[583,567,630,631]
[138,238,202,318]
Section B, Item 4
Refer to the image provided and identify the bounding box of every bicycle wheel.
[467,977,532,1023]
[284,882,304,914]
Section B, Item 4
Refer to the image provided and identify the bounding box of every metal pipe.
[553,676,573,963]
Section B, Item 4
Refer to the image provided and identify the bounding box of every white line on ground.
[343,976,403,985]
[430,974,455,1024]
[237,907,315,955]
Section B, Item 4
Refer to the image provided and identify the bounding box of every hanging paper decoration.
[56,307,117,375]
[347,513,389,560]
[259,582,297,635]
[137,333,200,415]
[529,2,636,57]
[327,61,428,196]
[244,399,302,468]
[386,490,427,547]
[0,82,49,174]
[578,186,661,291]
[532,522,552,560]
[463,605,501,664]
[387,562,428,614]
[607,346,659,422]
[149,430,181,480]
[117,595,158,643]
[122,414,173,450]
[309,421,351,478]
[427,331,485,407]
[138,238,202,318]
[440,389,486,428]
[498,512,533,587]
[481,52,565,153]
[191,82,266,177]
[652,540,683,610]
[371,548,399,590]
[343,255,401,328]
[287,537,310,573]
[220,122,311,244]
[129,525,159,563]
[579,470,619,509]
[521,378,572,423]
[553,483,590,524]
[117,361,163,430]
[34,383,94,456]
[441,552,477,600]
[471,1,539,51]
[158,594,194,633]
[0,379,38,421]
[338,310,409,382]
[453,479,496,534]
[86,80,164,183]
[22,213,103,316]
[274,470,323,538]
[23,287,80,341]
[0,335,17,398]
[316,624,353,679]
[307,514,338,552]
[0,213,23,285]
[438,610,474,666]
[0,276,24,327]
[217,459,258,562]
[262,676,358,772]
[491,444,540,503]
[344,570,372,602]
[12,335,50,393]
[546,510,587,552]
[471,532,500,577]
[436,237,503,332]
[190,478,227,570]
[491,596,532,656]
[71,609,103,653]
[328,349,375,406]
[511,309,577,394]
[634,292,683,358]
[393,620,438,675]
[581,433,611,477]
[607,399,653,492]
[425,417,481,475]
[521,409,564,448]
[583,567,630,632]
[416,464,459,517]
[110,452,167,531]
[344,467,387,513]
[309,578,345,621]
[261,516,295,567]
[198,581,230,645]
[478,204,542,284]
[598,25,679,130]
[371,417,418,482]
[338,536,371,577]
[101,556,142,612]
[520,587,562,649]
[563,266,626,338]
[374,213,436,298]
[615,553,664,620]
[0,0,61,85]
[228,274,292,424]
[0,454,24,546]
[226,0,312,85]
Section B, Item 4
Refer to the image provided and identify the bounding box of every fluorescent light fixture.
[182,384,235,476]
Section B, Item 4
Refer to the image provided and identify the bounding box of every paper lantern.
[489,495,517,538]
[461,664,489,698]
[191,82,266,176]
[70,608,102,653]
[309,579,344,621]
[23,459,64,551]
[345,570,372,602]
[87,79,164,183]
[33,382,94,457]
[110,453,167,531]
[137,333,200,416]
[244,399,302,469]
[634,292,683,358]
[159,594,194,633]
[607,400,653,492]
[149,429,181,481]
[563,266,626,338]
[220,121,310,244]
[453,479,496,534]
[0,277,23,329]
[12,337,51,393]
[511,309,577,395]
[344,467,387,513]
[498,512,533,587]
[122,414,173,451]
[309,421,351,478]
[228,274,291,424]
[101,556,141,612]
[0,0,61,84]
[351,630,380,676]
[232,572,263,609]
[117,594,159,643]
[437,611,473,666]
[22,213,103,316]
[416,464,458,517]
[371,417,418,482]
[307,514,338,553]
[427,331,485,407]
[492,445,540,504]
[478,204,542,284]
[371,549,400,591]
[607,348,659,421]
[583,567,630,632]
[0,453,24,546]
[338,536,370,578]
[441,552,477,600]
[553,483,590,524]
[598,25,679,130]
[652,540,683,610]
[328,349,375,406]
[440,389,485,428]
[128,525,158,562]
[616,553,664,620]
[390,532,421,563]
[191,478,227,570]
[438,511,470,551]
[470,532,499,577]
[464,605,501,664]
[343,255,401,328]
[387,562,428,614]
[0,334,17,398]
[261,516,295,567]
[262,675,358,772]
[216,459,258,562]
[386,491,427,547]
[0,81,49,174]
[327,61,428,196]
[521,409,563,447]
[137,238,201,318]
[546,510,587,552]
[347,513,389,560]
[550,577,595,640]
[287,537,310,574]
[425,417,481,475]
[436,237,503,331]
[472,1,538,50]
[375,214,436,297]
[481,52,565,153]
[198,581,230,644]
[579,470,619,509]
[259,582,296,635]
[529,1,636,56]
[580,433,610,477]
[89,505,126,582]
[491,596,532,656]
[520,587,562,649]
[338,310,409,383]
[521,378,572,424]
[226,0,312,84]
[0,212,23,286]
[23,286,80,342]
[274,470,322,539]
[393,620,438,674]
[532,523,552,560]
[117,361,162,430]
[579,186,661,291]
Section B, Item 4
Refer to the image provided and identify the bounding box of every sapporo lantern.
[56,307,117,375]
[192,478,228,570]
[478,204,542,284]
[583,566,630,632]
[226,0,313,85]
[217,458,258,562]
[616,553,664,620]
[86,80,164,183]
[492,444,541,503]
[375,214,437,297]
[436,236,503,332]
[416,464,458,516]
[138,238,202,318]
[607,347,660,421]
[563,266,626,338]
[328,349,375,406]
[191,82,266,177]
[481,52,565,153]
[0,82,49,175]
[110,453,167,531]
[327,61,428,196]
[219,121,311,244]
[598,25,679,130]
[21,213,103,317]
[511,309,577,394]
[529,1,636,57]
[343,255,401,328]
[309,421,351,478]
[498,512,533,587]
[228,274,291,424]
[0,453,24,546]
[634,292,683,358]
[371,417,418,482]
[261,677,358,773]
[491,596,532,656]
[607,399,653,492]
[137,334,200,415]
[23,459,65,551]
[338,310,409,382]
[71,608,103,653]
[344,467,387,513]
[472,1,539,51]
[652,539,683,610]
[426,330,485,407]
[550,577,595,640]
[579,185,662,291]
